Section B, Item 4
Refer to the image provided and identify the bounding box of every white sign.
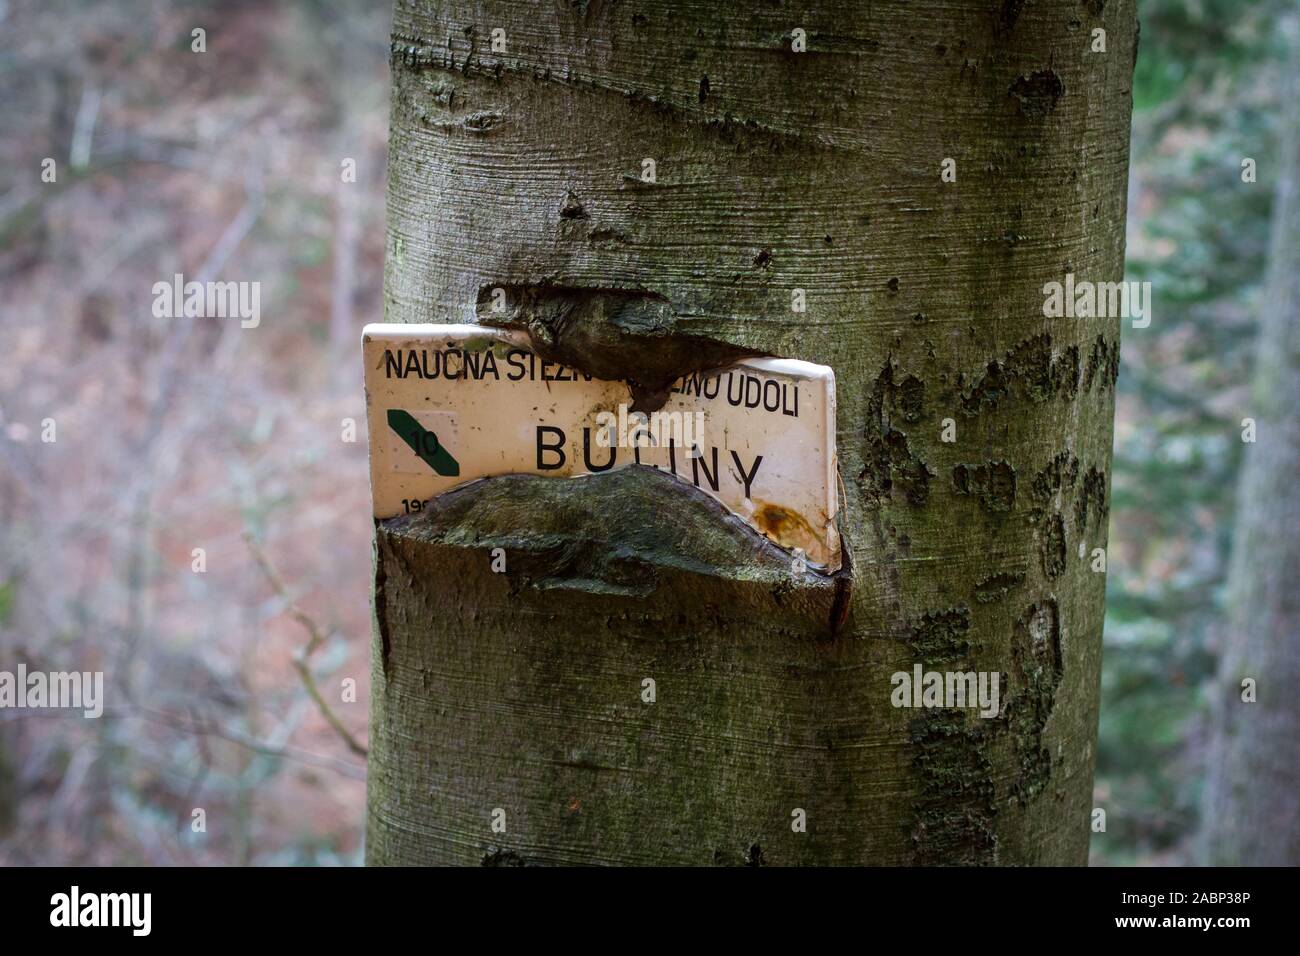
[362,324,840,571]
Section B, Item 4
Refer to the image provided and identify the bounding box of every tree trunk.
[368,0,1136,865]
[1201,23,1300,867]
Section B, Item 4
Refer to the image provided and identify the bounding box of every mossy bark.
[368,0,1136,865]
[1201,27,1300,867]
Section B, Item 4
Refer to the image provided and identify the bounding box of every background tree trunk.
[368,0,1136,865]
[1201,20,1300,867]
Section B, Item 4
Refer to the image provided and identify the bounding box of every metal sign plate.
[363,324,840,570]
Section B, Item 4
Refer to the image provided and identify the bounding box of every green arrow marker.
[387,409,460,476]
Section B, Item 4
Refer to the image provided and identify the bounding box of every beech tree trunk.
[368,0,1136,865]
[1201,24,1300,866]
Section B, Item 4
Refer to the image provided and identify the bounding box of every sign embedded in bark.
[362,324,840,570]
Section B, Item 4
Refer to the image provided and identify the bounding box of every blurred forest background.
[0,0,1292,865]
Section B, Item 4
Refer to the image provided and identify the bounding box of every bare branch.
[243,531,368,758]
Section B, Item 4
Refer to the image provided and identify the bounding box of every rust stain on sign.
[752,501,824,559]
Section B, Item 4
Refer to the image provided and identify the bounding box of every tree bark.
[368,0,1136,865]
[1201,22,1300,867]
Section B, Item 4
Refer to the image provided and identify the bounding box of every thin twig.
[0,707,365,780]
[179,704,213,846]
[243,531,368,758]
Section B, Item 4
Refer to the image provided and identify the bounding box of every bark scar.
[477,284,760,412]
[373,528,393,681]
